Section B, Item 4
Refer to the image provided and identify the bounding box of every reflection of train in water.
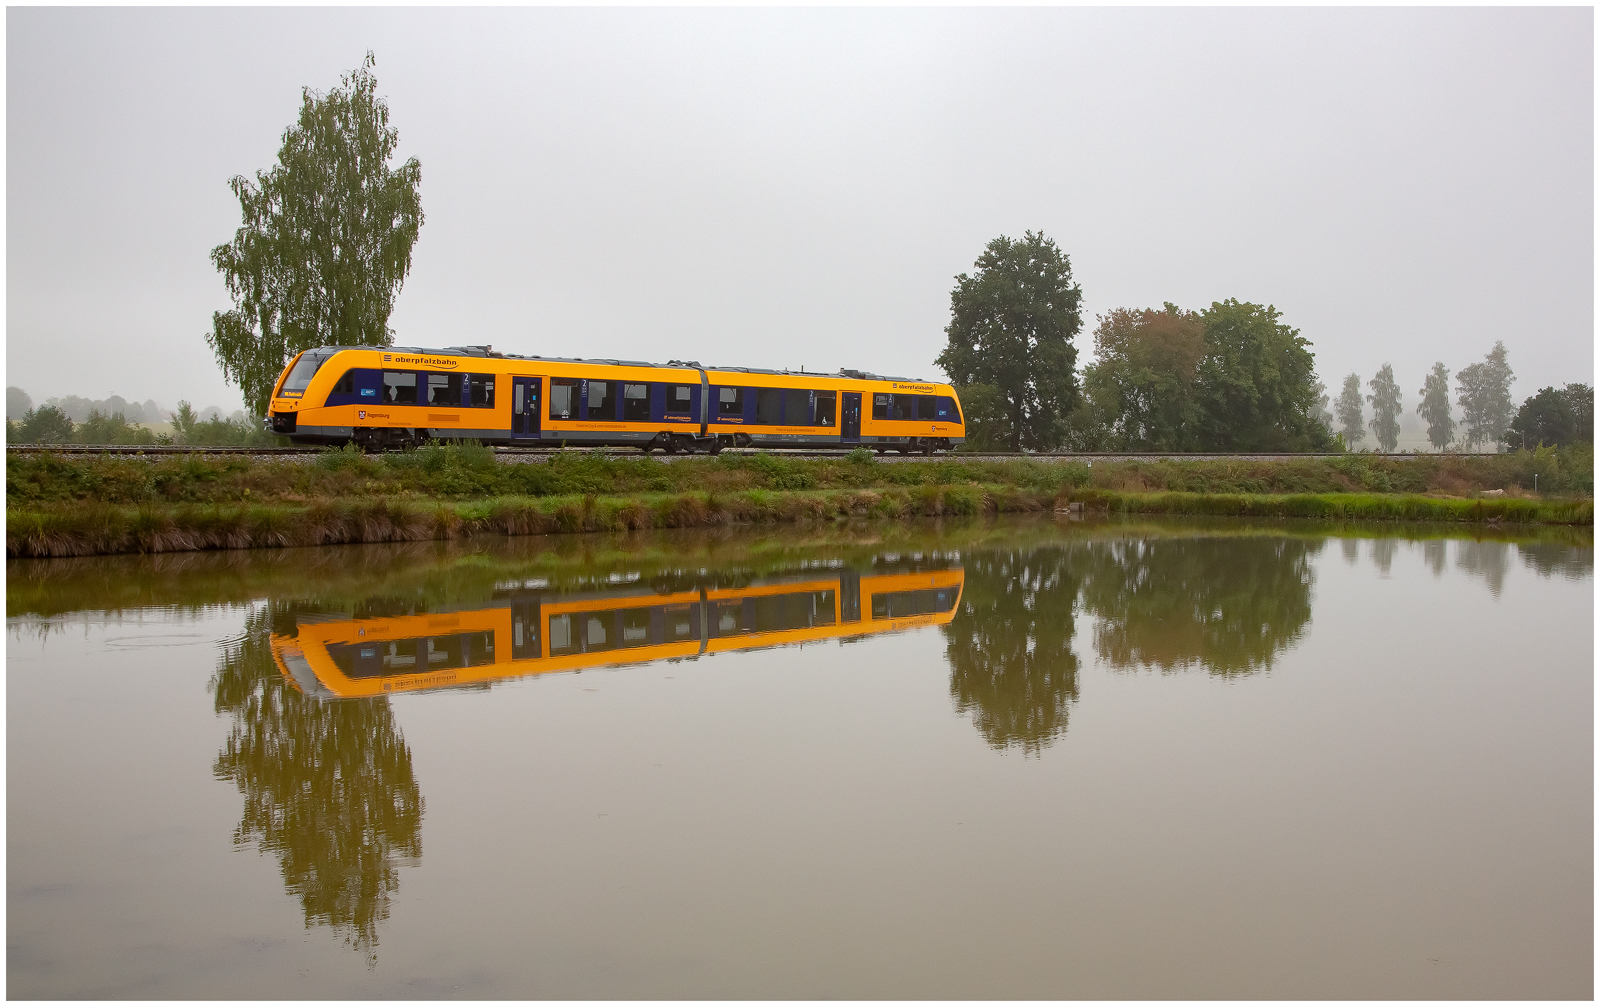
[272,565,965,699]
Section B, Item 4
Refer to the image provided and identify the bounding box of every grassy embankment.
[6,443,1592,557]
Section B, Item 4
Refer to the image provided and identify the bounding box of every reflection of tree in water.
[1423,539,1448,577]
[1340,538,1361,565]
[943,548,1084,755]
[1455,540,1510,598]
[1370,538,1398,576]
[1516,541,1594,582]
[1078,536,1320,677]
[210,604,423,962]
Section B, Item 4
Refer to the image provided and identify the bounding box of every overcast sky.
[7,6,1592,416]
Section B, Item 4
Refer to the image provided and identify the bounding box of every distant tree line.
[7,387,169,426]
[937,233,1591,454]
[5,388,275,446]
[1330,343,1590,452]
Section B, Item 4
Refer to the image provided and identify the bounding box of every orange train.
[272,566,965,699]
[266,345,966,453]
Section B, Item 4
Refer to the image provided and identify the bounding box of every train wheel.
[921,440,935,456]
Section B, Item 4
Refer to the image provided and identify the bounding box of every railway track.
[5,443,1502,461]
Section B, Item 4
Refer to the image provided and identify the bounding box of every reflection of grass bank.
[7,481,1591,558]
[9,511,1589,616]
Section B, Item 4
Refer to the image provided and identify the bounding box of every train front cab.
[271,567,966,699]
[268,347,520,449]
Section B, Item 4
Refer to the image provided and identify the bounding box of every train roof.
[315,344,941,386]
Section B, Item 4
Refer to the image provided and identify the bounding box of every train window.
[937,396,960,422]
[665,603,698,640]
[756,388,782,425]
[428,373,462,406]
[463,631,495,667]
[870,588,959,620]
[623,383,651,422]
[670,385,694,414]
[550,378,578,419]
[425,636,457,665]
[326,642,384,678]
[334,370,356,396]
[621,609,651,642]
[751,590,837,633]
[892,395,915,420]
[713,601,748,635]
[587,381,615,420]
[917,395,936,420]
[814,392,836,426]
[385,639,419,669]
[549,614,573,653]
[382,371,418,405]
[279,350,332,397]
[717,387,744,417]
[872,393,890,420]
[783,389,809,425]
[467,375,495,408]
[585,615,612,651]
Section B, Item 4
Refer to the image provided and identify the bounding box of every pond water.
[7,516,1592,998]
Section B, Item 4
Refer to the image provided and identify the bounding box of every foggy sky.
[7,7,1593,415]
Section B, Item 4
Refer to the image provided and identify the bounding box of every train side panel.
[266,346,965,451]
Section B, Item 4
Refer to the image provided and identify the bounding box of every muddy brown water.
[7,516,1592,998]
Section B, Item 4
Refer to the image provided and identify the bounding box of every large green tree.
[1193,299,1329,450]
[1416,362,1455,451]
[1508,383,1593,448]
[1081,304,1205,451]
[1455,341,1515,450]
[935,232,1082,451]
[1335,373,1365,449]
[208,53,424,418]
[1366,363,1402,452]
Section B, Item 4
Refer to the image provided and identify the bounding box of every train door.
[841,392,862,442]
[838,570,862,623]
[511,377,541,440]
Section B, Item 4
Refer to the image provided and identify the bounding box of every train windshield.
[279,350,333,397]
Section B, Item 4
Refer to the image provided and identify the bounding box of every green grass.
[6,443,1592,556]
[7,442,1592,510]
[7,480,1590,558]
